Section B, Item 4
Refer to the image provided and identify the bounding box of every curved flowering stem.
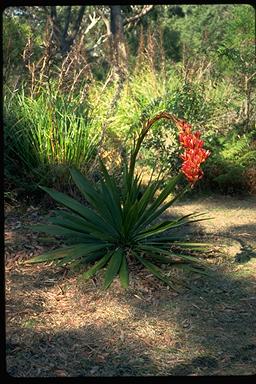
[128,111,175,180]
[128,111,210,188]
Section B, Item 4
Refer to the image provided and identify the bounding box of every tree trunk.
[110,5,128,80]
[49,6,85,56]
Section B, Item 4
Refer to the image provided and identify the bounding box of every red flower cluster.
[172,117,210,186]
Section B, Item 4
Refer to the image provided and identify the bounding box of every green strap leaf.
[172,242,212,250]
[30,224,89,237]
[49,216,115,242]
[143,236,184,243]
[119,254,129,288]
[69,250,106,269]
[100,180,122,232]
[70,167,100,204]
[136,180,161,217]
[103,248,123,290]
[99,158,122,206]
[81,251,113,281]
[30,223,107,245]
[70,167,118,227]
[39,186,107,227]
[26,243,108,264]
[51,209,118,238]
[142,251,173,264]
[173,264,214,277]
[135,253,178,290]
[123,200,140,236]
[134,212,209,240]
[137,244,204,264]
[145,173,182,215]
[132,183,185,233]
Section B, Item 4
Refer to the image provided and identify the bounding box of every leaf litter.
[5,195,256,376]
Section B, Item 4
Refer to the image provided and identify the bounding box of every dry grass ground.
[5,193,256,377]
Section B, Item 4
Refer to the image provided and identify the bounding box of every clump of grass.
[4,84,100,191]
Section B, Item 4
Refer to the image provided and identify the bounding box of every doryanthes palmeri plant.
[27,112,211,290]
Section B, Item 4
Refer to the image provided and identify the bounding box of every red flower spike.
[175,117,210,186]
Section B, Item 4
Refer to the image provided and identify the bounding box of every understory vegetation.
[4,4,255,198]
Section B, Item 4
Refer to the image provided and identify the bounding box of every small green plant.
[27,112,212,289]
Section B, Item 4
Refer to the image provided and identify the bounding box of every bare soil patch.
[5,194,256,377]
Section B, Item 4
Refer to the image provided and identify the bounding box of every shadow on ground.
[6,254,256,376]
[5,200,256,376]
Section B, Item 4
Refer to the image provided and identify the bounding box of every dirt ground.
[5,193,256,377]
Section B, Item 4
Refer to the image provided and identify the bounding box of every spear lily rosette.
[27,112,212,290]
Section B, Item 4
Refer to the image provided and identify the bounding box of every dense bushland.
[3,4,256,197]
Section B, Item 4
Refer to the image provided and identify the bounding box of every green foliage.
[166,82,214,124]
[4,84,99,192]
[4,5,256,197]
[216,4,255,74]
[3,15,31,79]
[221,131,255,161]
[213,165,245,193]
[163,5,231,56]
[3,11,44,87]
[27,114,211,289]
[202,130,256,193]
[90,65,217,176]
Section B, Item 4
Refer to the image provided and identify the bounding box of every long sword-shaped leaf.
[137,244,204,264]
[136,180,161,217]
[81,251,113,281]
[144,241,211,252]
[133,184,185,233]
[51,210,118,238]
[49,217,115,242]
[69,250,106,269]
[70,167,101,204]
[103,248,123,289]
[171,242,212,250]
[55,254,83,267]
[143,251,174,264]
[134,212,210,240]
[30,224,89,237]
[119,255,129,288]
[100,180,122,232]
[70,167,118,228]
[144,173,182,215]
[39,186,114,233]
[30,224,108,244]
[31,224,113,244]
[172,263,214,277]
[99,158,122,213]
[135,253,178,291]
[26,243,108,264]
[123,169,143,207]
[123,200,140,236]
[135,220,185,240]
[142,236,184,243]
[134,218,192,241]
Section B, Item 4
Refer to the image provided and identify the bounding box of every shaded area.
[5,255,256,376]
[6,325,158,377]
[5,195,256,376]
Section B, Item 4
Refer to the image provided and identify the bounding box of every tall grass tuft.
[4,83,99,192]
